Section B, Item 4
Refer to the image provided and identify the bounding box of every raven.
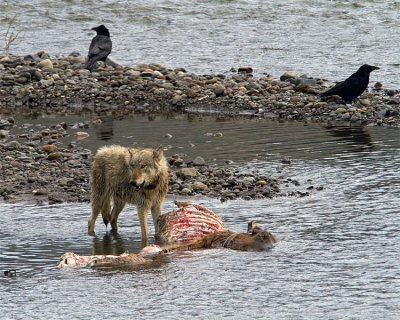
[84,25,112,71]
[320,64,379,102]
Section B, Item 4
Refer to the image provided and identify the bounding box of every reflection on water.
[0,116,399,319]
[6,113,400,165]
[92,230,128,256]
[324,124,374,152]
[94,115,114,141]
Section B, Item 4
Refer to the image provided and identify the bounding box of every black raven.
[84,25,112,71]
[320,64,379,102]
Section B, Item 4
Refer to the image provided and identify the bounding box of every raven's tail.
[84,58,96,71]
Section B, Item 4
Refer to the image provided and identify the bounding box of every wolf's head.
[127,145,166,191]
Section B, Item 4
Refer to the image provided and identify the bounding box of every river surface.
[1,115,399,319]
[1,0,398,87]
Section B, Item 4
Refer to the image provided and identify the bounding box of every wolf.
[88,145,169,246]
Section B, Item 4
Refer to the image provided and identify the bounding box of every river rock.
[212,84,225,96]
[38,59,53,70]
[336,107,347,114]
[41,144,57,154]
[0,130,9,138]
[178,167,199,178]
[238,66,253,74]
[192,181,209,191]
[280,72,297,82]
[192,156,206,166]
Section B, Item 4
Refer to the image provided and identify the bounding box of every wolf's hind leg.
[101,201,111,227]
[88,200,105,234]
[110,199,125,231]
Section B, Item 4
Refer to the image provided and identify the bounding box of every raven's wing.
[320,76,359,97]
[85,35,112,70]
[88,35,112,59]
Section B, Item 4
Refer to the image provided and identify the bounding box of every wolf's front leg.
[151,204,162,235]
[137,206,150,247]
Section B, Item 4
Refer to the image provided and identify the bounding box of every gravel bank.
[0,118,319,203]
[1,51,397,204]
[0,52,399,126]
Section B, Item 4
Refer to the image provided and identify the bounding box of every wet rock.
[5,141,21,149]
[178,168,199,178]
[192,181,209,191]
[47,152,63,160]
[0,130,9,138]
[336,107,347,114]
[238,66,253,74]
[192,156,206,166]
[38,59,53,70]
[280,72,297,82]
[211,84,225,97]
[58,177,75,186]
[180,187,192,194]
[41,144,57,154]
[341,113,351,121]
[33,189,48,196]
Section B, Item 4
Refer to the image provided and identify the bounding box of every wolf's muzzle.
[130,180,145,191]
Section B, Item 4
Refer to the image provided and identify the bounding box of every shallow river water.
[1,115,399,319]
[1,0,399,87]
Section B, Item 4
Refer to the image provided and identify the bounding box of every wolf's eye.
[140,164,147,169]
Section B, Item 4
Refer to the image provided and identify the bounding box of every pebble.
[192,156,206,166]
[38,59,53,70]
[179,167,199,178]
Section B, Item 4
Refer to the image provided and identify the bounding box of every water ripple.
[1,117,399,318]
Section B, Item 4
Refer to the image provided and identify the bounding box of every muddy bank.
[0,52,399,126]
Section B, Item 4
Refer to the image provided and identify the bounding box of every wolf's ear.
[128,149,134,162]
[153,145,163,160]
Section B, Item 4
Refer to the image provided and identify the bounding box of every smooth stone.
[280,72,297,81]
[179,168,199,178]
[38,59,53,70]
[238,66,253,74]
[192,181,209,191]
[192,156,206,166]
[41,144,57,154]
[336,107,347,114]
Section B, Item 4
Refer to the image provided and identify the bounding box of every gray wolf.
[88,145,169,246]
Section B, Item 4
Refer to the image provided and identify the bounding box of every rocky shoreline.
[0,52,398,204]
[0,117,319,203]
[0,52,399,126]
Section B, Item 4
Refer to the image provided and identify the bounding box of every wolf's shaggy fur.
[88,145,169,245]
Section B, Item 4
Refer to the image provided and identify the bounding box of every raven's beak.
[91,27,97,31]
[371,66,380,70]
